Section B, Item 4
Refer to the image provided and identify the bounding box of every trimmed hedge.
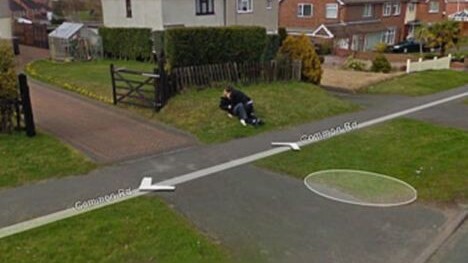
[0,41,17,99]
[263,34,281,61]
[164,26,267,68]
[99,27,153,61]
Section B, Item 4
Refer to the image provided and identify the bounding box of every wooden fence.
[406,54,452,73]
[171,60,302,91]
[13,22,49,49]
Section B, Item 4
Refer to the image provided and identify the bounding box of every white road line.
[0,91,467,240]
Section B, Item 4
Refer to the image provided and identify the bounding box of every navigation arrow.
[271,142,301,151]
[138,177,176,192]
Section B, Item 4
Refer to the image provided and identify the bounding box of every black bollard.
[18,74,36,137]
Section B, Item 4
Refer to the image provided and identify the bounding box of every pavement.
[427,220,468,263]
[162,166,450,263]
[30,80,195,163]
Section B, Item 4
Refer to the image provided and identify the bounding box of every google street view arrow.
[138,177,176,192]
[271,142,301,151]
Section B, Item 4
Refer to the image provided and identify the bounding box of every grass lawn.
[0,132,96,189]
[26,59,155,103]
[0,197,233,263]
[256,119,468,203]
[27,60,358,143]
[365,70,468,96]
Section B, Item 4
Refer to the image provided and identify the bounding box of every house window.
[383,3,392,16]
[125,0,132,18]
[363,4,373,17]
[351,35,361,51]
[382,27,397,45]
[326,4,338,19]
[196,0,215,15]
[266,0,273,10]
[393,3,401,15]
[237,0,253,13]
[298,3,313,17]
[408,3,415,12]
[428,1,439,13]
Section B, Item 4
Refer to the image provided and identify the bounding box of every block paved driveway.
[30,81,195,163]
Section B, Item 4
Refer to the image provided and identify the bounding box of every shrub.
[343,56,367,71]
[371,54,391,73]
[263,34,281,61]
[164,26,267,69]
[374,42,388,53]
[0,41,17,133]
[278,35,323,84]
[0,41,17,99]
[99,27,153,61]
[278,27,288,46]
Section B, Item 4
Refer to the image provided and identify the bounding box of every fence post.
[406,59,411,74]
[110,64,117,105]
[18,74,36,137]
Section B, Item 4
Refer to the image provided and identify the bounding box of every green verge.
[26,60,358,143]
[26,59,155,104]
[365,70,468,96]
[0,132,96,189]
[0,197,233,263]
[256,119,468,203]
[154,82,358,143]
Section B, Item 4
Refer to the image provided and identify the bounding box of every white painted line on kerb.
[0,91,467,240]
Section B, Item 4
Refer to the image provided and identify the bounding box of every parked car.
[391,40,428,53]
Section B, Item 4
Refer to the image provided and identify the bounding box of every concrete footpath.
[428,220,468,263]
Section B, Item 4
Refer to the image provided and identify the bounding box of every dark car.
[391,40,428,53]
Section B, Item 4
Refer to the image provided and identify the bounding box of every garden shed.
[49,22,102,61]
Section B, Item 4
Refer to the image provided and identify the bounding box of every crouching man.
[219,85,263,127]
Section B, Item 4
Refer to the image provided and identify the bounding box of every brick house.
[404,0,447,38]
[101,0,278,33]
[445,0,468,15]
[279,0,407,54]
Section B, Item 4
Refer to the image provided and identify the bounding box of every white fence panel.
[406,54,452,74]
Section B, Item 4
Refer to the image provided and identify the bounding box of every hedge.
[263,34,281,61]
[0,41,17,99]
[99,27,153,61]
[164,26,267,68]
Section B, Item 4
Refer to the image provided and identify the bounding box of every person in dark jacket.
[220,85,263,127]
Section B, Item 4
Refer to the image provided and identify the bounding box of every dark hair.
[225,85,235,93]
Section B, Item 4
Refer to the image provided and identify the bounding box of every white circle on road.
[304,169,417,207]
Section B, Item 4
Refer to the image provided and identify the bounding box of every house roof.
[9,0,50,12]
[449,10,468,21]
[49,22,84,39]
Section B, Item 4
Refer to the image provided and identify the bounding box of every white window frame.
[363,4,373,18]
[383,3,392,17]
[237,0,253,13]
[266,0,273,10]
[428,1,439,13]
[382,27,397,45]
[297,3,313,18]
[326,3,338,19]
[393,2,401,15]
[408,3,415,12]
